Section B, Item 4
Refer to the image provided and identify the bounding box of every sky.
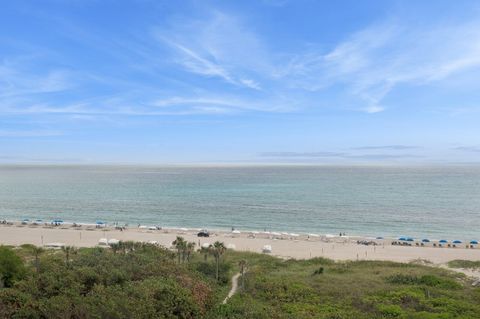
[1,0,480,164]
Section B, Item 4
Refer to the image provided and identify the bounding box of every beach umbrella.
[232,230,241,234]
[96,221,105,225]
[439,239,448,243]
[376,237,384,240]
[453,240,462,244]
[22,218,30,221]
[406,238,414,242]
[398,237,407,241]
[470,240,478,245]
[422,239,430,243]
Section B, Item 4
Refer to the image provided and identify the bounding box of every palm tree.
[172,236,186,263]
[238,259,247,290]
[61,246,77,267]
[32,246,45,273]
[211,241,227,282]
[200,246,210,262]
[186,242,195,262]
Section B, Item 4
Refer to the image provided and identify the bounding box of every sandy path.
[223,272,241,304]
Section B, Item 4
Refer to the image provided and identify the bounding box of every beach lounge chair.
[262,245,272,253]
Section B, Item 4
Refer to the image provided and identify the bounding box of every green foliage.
[0,243,215,318]
[448,260,480,269]
[0,246,26,288]
[1,244,479,318]
[386,274,462,289]
[196,262,231,285]
[209,256,480,319]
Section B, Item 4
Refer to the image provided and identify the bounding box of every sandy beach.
[1,223,480,267]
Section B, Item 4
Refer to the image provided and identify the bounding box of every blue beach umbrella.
[376,237,384,239]
[406,237,414,242]
[453,240,462,244]
[470,240,478,245]
[439,239,448,243]
[22,218,30,222]
[96,221,106,225]
[398,237,407,241]
[422,239,430,243]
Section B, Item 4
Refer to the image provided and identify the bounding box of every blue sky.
[1,0,480,164]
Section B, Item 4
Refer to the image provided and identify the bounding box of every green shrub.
[0,246,27,288]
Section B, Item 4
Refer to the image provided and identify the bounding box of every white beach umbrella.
[308,233,320,237]
[232,230,241,234]
[201,243,211,249]
[148,226,157,230]
[138,225,147,229]
[262,245,272,253]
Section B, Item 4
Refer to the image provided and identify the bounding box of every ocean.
[0,165,479,240]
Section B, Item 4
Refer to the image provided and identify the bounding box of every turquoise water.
[0,165,479,240]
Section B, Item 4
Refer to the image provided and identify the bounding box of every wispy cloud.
[154,11,270,91]
[291,18,480,112]
[260,151,346,158]
[259,151,422,161]
[0,62,72,98]
[454,146,480,153]
[0,130,63,137]
[352,145,421,151]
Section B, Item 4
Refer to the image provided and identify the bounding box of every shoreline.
[2,218,478,243]
[1,222,480,268]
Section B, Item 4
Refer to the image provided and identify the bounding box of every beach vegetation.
[448,260,480,269]
[0,245,479,318]
[0,246,26,288]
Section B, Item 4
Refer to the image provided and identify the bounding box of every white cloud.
[282,19,480,112]
[155,11,270,91]
[0,130,63,137]
[0,60,72,98]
